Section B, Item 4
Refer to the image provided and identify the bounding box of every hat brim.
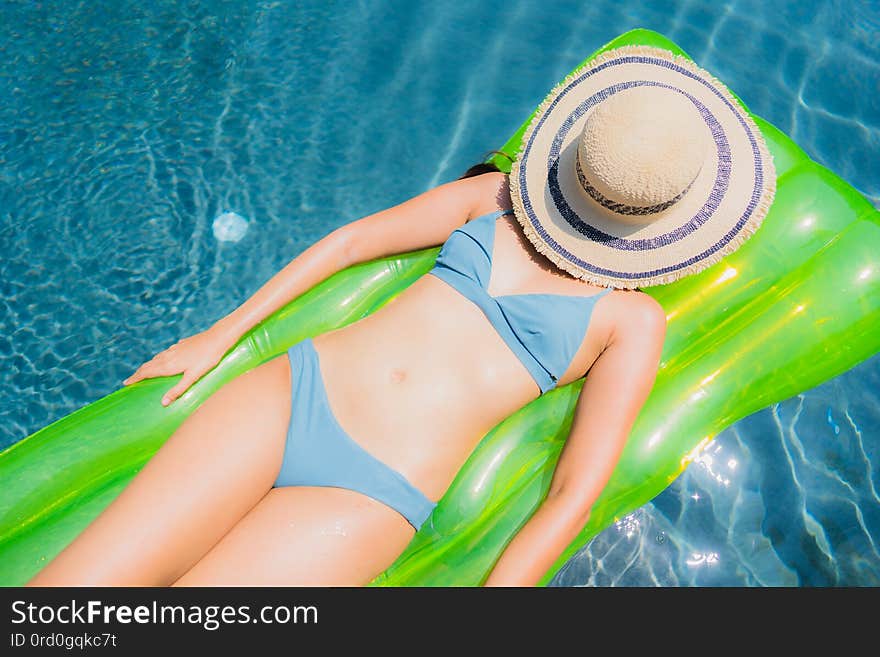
[509,45,777,289]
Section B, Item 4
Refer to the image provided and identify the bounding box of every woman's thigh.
[28,353,293,587]
[172,486,415,586]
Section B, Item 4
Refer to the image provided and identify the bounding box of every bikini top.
[427,209,613,395]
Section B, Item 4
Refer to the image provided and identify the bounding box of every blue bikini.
[428,209,613,394]
[274,337,438,529]
[273,209,612,530]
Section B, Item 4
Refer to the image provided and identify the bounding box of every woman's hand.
[122,327,234,406]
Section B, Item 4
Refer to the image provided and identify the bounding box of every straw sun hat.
[509,45,777,289]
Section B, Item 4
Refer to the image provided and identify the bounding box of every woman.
[28,46,775,587]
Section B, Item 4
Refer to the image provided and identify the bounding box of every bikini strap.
[469,208,514,224]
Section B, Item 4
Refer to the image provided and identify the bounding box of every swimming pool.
[2,0,878,585]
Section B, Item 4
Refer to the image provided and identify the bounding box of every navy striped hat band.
[508,45,776,290]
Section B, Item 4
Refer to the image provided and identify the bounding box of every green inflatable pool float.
[2,29,879,587]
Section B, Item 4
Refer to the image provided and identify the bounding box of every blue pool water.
[1,0,878,585]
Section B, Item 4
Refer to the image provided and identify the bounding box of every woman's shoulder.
[459,169,508,194]
[464,171,512,218]
[606,288,668,336]
[434,170,511,222]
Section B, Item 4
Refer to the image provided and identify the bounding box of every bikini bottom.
[272,337,437,531]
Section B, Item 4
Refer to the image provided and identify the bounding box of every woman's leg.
[172,486,415,586]
[27,354,294,587]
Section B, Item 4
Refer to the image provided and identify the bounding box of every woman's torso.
[311,180,616,501]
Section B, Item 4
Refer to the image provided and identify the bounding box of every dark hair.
[458,150,514,180]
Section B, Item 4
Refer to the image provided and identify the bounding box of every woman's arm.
[125,173,497,404]
[210,172,498,346]
[483,291,667,586]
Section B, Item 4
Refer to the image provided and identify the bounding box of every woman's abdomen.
[311,274,538,500]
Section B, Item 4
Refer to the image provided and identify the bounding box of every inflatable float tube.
[2,28,879,587]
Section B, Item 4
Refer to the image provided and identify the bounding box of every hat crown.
[578,86,710,212]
